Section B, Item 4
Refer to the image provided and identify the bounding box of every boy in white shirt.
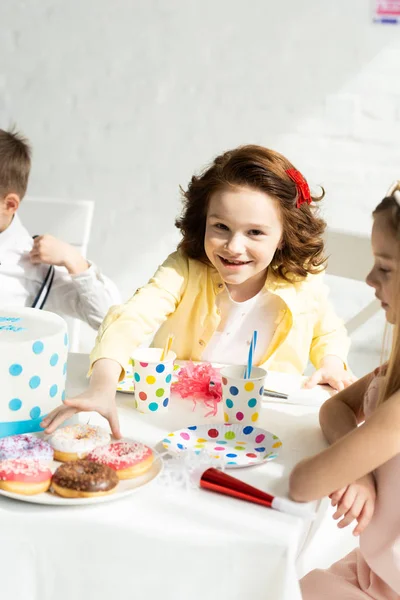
[0,128,120,328]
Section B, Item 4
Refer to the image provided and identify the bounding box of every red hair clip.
[286,168,312,208]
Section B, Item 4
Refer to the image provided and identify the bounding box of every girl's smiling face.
[204,185,283,300]
[366,211,400,325]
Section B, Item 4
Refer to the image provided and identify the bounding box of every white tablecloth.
[0,354,331,600]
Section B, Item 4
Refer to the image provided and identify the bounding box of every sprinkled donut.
[48,424,110,462]
[52,460,119,498]
[0,459,52,495]
[87,441,154,479]
[0,434,53,462]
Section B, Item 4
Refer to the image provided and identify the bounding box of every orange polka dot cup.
[131,348,176,414]
[220,365,267,424]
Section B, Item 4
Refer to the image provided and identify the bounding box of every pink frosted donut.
[0,459,52,495]
[86,441,154,480]
[0,434,53,461]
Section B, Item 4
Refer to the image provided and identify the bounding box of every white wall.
[1,0,399,366]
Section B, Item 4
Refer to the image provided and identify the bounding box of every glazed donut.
[0,434,53,462]
[86,441,154,479]
[48,424,110,462]
[51,460,119,498]
[0,459,52,495]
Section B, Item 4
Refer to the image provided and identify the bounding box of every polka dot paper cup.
[220,365,267,424]
[131,348,176,414]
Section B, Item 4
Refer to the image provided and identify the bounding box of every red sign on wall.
[374,0,400,22]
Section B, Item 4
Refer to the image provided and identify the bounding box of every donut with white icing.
[0,459,52,495]
[86,441,154,479]
[0,433,53,462]
[48,424,110,462]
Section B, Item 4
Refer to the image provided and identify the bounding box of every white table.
[0,354,331,600]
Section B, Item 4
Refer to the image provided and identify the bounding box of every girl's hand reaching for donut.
[40,390,121,439]
[40,358,123,439]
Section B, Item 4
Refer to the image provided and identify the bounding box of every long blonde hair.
[374,182,400,405]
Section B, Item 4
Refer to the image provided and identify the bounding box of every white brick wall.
[0,0,399,364]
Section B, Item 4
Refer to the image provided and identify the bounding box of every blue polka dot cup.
[131,348,176,414]
[220,365,267,425]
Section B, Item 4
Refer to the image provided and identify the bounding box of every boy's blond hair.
[0,128,31,200]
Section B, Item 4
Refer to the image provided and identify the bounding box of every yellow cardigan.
[90,250,349,380]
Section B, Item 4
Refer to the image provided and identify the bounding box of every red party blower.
[195,468,315,519]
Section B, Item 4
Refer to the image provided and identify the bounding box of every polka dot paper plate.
[162,423,282,469]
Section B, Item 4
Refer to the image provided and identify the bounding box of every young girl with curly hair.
[42,145,351,436]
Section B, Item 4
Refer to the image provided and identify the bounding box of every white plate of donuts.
[0,425,163,505]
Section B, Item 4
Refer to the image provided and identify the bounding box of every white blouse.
[201,285,283,366]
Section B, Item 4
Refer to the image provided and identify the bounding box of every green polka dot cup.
[131,348,176,414]
[220,365,267,425]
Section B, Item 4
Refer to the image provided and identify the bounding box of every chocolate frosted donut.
[52,460,119,498]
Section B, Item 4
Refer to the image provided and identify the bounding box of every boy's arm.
[30,234,89,274]
[46,262,121,329]
[30,233,121,328]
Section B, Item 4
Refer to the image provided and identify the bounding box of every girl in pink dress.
[290,182,400,599]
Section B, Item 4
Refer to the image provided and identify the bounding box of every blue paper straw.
[251,330,258,376]
[245,330,258,379]
[246,344,252,380]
